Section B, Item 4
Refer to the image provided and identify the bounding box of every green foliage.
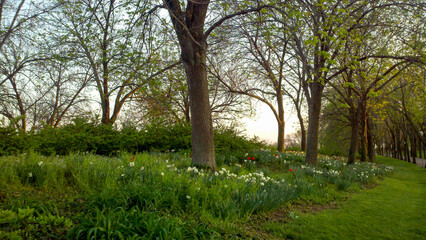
[0,150,395,239]
[0,118,265,157]
[0,207,73,239]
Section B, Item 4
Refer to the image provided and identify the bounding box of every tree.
[54,0,178,125]
[273,0,424,166]
[163,0,268,170]
[208,9,292,152]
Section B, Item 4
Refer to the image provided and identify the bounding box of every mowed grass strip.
[261,156,426,240]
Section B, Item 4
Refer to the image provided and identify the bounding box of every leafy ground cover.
[0,151,400,239]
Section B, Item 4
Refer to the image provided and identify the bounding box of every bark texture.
[164,0,216,170]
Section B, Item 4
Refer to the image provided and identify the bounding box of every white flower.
[196,187,201,191]
[224,185,228,188]
[129,162,135,167]
[260,182,264,186]
[161,172,164,176]
[186,195,191,199]
[140,166,144,171]
[28,172,33,178]
[235,164,242,168]
[38,161,43,166]
[121,174,125,177]
[214,172,219,176]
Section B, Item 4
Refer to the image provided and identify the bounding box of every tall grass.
[0,151,394,239]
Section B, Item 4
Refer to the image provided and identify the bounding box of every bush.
[0,119,267,157]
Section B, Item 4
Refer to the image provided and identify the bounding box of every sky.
[241,103,300,145]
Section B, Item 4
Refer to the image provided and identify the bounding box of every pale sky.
[241,103,300,145]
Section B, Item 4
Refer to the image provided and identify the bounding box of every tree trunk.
[184,101,190,123]
[396,129,402,160]
[296,108,306,151]
[411,132,417,164]
[404,132,410,162]
[367,117,375,162]
[305,85,322,167]
[359,103,367,162]
[101,94,110,124]
[348,108,359,164]
[164,0,216,171]
[277,92,285,152]
[181,41,216,170]
[390,129,397,158]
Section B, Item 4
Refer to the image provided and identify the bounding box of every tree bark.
[305,84,323,167]
[165,0,216,170]
[277,91,285,152]
[411,131,417,164]
[359,102,367,162]
[181,42,216,170]
[403,132,410,162]
[348,108,359,164]
[296,108,306,151]
[367,117,375,162]
[396,129,402,160]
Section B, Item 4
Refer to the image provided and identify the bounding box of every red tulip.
[252,157,255,161]
[248,157,251,160]
[289,168,293,172]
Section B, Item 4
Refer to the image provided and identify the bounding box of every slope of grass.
[260,156,426,240]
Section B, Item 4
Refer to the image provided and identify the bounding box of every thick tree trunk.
[348,109,359,164]
[367,117,375,162]
[101,95,110,124]
[305,85,322,167]
[277,92,285,152]
[181,42,216,170]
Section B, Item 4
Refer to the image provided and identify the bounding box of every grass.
[0,151,420,239]
[259,156,426,240]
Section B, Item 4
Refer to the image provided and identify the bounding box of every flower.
[38,161,43,166]
[130,156,135,162]
[186,195,191,199]
[248,157,251,160]
[252,157,255,161]
[260,182,264,186]
[28,172,33,178]
[129,162,135,167]
[121,174,125,177]
[161,172,164,176]
[289,168,293,172]
[140,166,144,171]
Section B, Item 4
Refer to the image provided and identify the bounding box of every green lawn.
[259,156,426,240]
